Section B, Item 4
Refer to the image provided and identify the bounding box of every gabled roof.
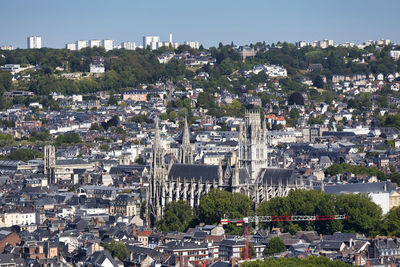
[259,168,296,186]
[168,164,221,182]
[138,230,152,237]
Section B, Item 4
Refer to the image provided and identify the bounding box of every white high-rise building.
[143,36,160,50]
[102,39,114,51]
[121,41,136,50]
[76,40,88,50]
[184,41,200,49]
[89,40,101,48]
[27,36,41,49]
[65,43,77,51]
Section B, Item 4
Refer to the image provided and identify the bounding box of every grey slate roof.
[260,168,296,186]
[168,164,221,182]
[324,181,394,195]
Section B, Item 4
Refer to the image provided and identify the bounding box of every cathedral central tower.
[238,109,268,183]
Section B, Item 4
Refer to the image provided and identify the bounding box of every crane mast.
[221,214,347,260]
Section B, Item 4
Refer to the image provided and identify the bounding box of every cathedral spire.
[183,116,190,146]
[179,116,193,164]
[154,117,161,147]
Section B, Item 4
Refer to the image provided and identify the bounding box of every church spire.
[179,116,193,164]
[154,117,161,148]
[183,116,190,146]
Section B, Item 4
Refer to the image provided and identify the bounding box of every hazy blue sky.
[2,0,400,48]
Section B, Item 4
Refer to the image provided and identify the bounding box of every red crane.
[221,214,347,260]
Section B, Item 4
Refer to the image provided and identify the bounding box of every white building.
[143,36,160,50]
[90,64,105,74]
[102,39,114,51]
[184,41,200,49]
[27,36,41,49]
[89,39,102,48]
[389,50,400,60]
[0,45,15,50]
[253,64,287,77]
[0,211,39,227]
[121,41,136,50]
[65,43,77,50]
[76,40,88,50]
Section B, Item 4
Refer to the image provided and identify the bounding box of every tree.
[8,149,42,162]
[336,193,383,237]
[90,123,103,131]
[168,111,177,121]
[29,130,52,142]
[198,189,253,230]
[160,113,168,120]
[384,206,400,236]
[101,115,120,131]
[257,190,382,236]
[389,172,400,186]
[263,237,286,257]
[289,108,300,120]
[99,144,110,151]
[157,200,194,232]
[55,132,81,146]
[313,75,324,88]
[240,244,256,259]
[102,240,129,261]
[288,92,304,105]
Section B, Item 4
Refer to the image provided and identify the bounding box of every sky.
[2,0,400,49]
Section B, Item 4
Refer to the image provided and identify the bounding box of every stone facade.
[147,111,308,226]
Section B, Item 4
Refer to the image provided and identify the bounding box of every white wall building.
[27,36,41,49]
[121,41,136,50]
[0,211,39,227]
[90,64,105,73]
[102,39,114,51]
[66,43,77,50]
[89,39,102,48]
[184,41,200,49]
[389,50,400,60]
[76,40,88,50]
[143,36,160,50]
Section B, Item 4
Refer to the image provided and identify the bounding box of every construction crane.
[221,214,347,260]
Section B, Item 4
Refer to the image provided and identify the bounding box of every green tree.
[160,112,168,120]
[389,172,400,186]
[168,110,177,121]
[336,193,382,237]
[257,190,381,236]
[240,243,256,259]
[157,200,194,232]
[199,189,253,226]
[384,206,400,236]
[102,240,129,261]
[99,144,110,151]
[55,132,81,146]
[289,108,300,120]
[8,149,43,162]
[263,237,286,257]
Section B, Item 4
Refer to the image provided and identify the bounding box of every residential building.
[90,64,105,74]
[121,41,136,50]
[89,40,101,48]
[143,36,160,50]
[65,43,76,50]
[389,50,400,60]
[102,39,114,51]
[184,41,200,49]
[76,40,88,50]
[27,36,41,49]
